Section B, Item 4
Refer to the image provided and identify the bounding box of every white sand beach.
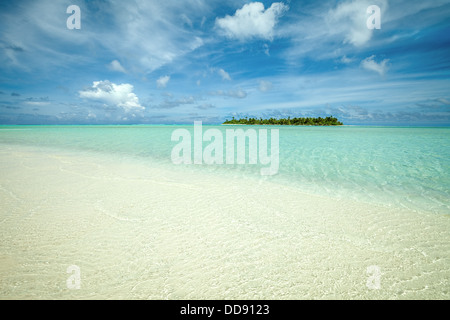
[0,145,449,300]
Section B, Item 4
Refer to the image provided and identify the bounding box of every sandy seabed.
[0,145,449,300]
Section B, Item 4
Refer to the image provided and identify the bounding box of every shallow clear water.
[1,125,450,300]
[1,125,449,215]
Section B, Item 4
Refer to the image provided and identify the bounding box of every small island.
[223,116,343,126]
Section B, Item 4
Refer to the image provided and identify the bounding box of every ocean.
[1,125,449,299]
[1,125,449,215]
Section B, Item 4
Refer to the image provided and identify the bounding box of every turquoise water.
[1,125,449,215]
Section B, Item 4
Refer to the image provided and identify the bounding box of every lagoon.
[0,125,449,299]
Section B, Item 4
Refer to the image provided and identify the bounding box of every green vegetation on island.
[223,116,343,126]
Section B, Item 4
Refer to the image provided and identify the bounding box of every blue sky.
[0,0,449,125]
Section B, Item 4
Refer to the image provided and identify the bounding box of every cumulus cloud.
[79,80,145,112]
[361,55,390,75]
[157,75,171,89]
[215,2,288,41]
[109,60,126,73]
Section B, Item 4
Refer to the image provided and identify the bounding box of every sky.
[0,0,450,125]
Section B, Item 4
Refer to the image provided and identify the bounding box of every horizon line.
[1,123,449,128]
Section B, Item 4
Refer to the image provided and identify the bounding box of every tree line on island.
[223,116,343,126]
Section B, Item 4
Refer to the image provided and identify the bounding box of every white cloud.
[361,55,389,76]
[0,0,210,74]
[197,103,216,110]
[87,112,97,119]
[263,44,270,56]
[24,97,50,106]
[259,80,273,92]
[79,80,145,112]
[25,101,50,106]
[215,2,288,41]
[211,89,248,99]
[156,96,196,109]
[326,0,388,47]
[218,68,231,81]
[157,75,171,89]
[339,55,355,64]
[109,60,126,73]
[110,1,206,73]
